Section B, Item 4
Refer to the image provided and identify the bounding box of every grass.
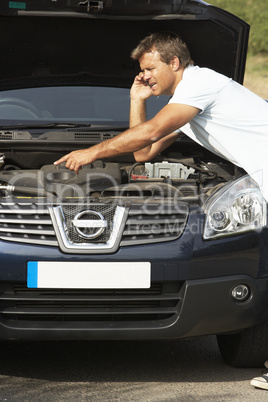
[208,1,268,99]
[244,54,268,99]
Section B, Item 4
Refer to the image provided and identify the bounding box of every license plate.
[27,261,151,289]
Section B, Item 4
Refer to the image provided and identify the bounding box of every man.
[55,31,268,388]
[54,31,268,200]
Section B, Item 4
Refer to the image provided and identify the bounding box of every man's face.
[139,48,178,96]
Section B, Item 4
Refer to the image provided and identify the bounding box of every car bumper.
[0,264,267,340]
[0,274,267,341]
[0,214,267,341]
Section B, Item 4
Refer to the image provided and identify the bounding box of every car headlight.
[203,175,267,239]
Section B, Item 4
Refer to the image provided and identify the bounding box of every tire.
[217,320,268,368]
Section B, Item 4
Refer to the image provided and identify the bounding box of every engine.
[0,155,238,204]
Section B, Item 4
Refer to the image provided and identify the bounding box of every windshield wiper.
[0,122,92,130]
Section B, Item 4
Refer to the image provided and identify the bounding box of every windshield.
[0,86,169,127]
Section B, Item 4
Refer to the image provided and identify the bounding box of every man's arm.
[133,131,181,162]
[129,80,157,161]
[129,73,181,162]
[54,103,199,173]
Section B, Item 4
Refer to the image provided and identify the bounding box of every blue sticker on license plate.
[9,2,26,10]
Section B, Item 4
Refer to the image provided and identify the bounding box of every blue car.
[0,0,267,367]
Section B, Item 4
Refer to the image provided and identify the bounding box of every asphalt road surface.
[0,335,267,401]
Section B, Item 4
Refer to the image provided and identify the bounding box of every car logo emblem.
[72,210,107,239]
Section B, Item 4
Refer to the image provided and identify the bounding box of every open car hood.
[0,0,249,90]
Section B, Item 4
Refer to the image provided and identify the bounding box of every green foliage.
[209,0,268,55]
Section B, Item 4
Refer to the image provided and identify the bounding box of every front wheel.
[217,320,268,368]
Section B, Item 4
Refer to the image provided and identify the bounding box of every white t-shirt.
[169,65,268,200]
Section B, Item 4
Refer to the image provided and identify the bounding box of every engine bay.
[0,139,244,205]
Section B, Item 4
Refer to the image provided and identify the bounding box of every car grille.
[121,202,188,245]
[0,281,184,327]
[0,201,188,247]
[0,201,57,246]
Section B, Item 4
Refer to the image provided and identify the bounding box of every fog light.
[231,284,250,302]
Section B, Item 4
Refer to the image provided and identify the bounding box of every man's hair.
[131,31,194,68]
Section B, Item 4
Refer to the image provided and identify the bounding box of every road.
[0,335,267,401]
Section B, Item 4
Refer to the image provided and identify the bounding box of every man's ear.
[171,56,180,71]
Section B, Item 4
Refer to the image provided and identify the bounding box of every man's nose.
[143,71,151,81]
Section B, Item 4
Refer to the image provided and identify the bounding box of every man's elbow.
[134,152,152,163]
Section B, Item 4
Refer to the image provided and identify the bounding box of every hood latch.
[78,0,104,13]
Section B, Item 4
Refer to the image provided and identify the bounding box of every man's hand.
[130,72,153,101]
[54,148,94,174]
